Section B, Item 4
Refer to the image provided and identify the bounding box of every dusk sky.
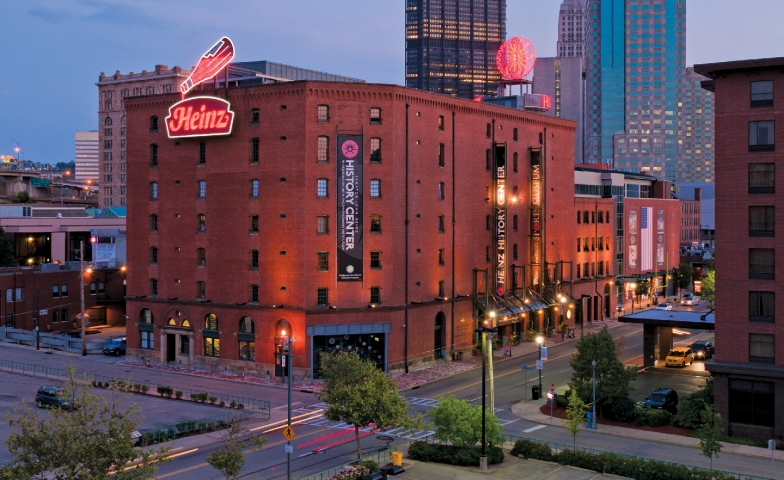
[2,0,783,164]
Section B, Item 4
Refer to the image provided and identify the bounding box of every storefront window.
[312,333,385,379]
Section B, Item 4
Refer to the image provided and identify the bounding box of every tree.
[701,270,715,308]
[1,366,168,479]
[0,227,15,267]
[634,279,650,305]
[318,352,418,459]
[678,263,694,289]
[563,390,588,448]
[672,378,714,429]
[694,403,723,470]
[10,192,33,204]
[205,417,266,480]
[568,327,637,413]
[429,395,503,448]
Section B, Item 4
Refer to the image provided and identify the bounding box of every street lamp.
[536,335,544,399]
[591,360,597,429]
[558,295,567,339]
[278,328,294,480]
[474,325,498,471]
[629,283,637,314]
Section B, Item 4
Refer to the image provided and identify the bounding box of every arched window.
[139,309,154,349]
[275,319,291,338]
[203,313,219,357]
[167,318,176,326]
[104,117,113,126]
[182,319,191,328]
[238,316,255,361]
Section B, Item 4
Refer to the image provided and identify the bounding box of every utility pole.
[80,240,87,356]
[286,336,292,480]
[34,290,39,351]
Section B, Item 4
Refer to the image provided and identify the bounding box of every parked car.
[35,386,75,410]
[680,294,699,306]
[644,388,679,413]
[655,303,673,311]
[690,341,714,360]
[103,337,127,356]
[665,346,695,367]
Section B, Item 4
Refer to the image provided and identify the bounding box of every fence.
[0,327,106,354]
[300,449,392,480]
[0,359,270,418]
[137,411,252,447]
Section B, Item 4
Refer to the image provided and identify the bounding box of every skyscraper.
[557,0,588,58]
[677,67,714,183]
[74,131,99,183]
[405,0,506,99]
[584,0,685,183]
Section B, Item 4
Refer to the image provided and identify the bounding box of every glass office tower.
[405,0,506,99]
[585,0,685,184]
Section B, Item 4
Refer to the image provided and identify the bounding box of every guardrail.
[137,411,252,447]
[0,359,270,419]
[300,448,392,480]
[0,327,105,354]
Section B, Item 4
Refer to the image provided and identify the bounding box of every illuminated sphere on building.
[496,37,536,81]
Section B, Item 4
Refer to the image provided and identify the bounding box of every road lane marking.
[523,425,547,433]
[272,401,301,410]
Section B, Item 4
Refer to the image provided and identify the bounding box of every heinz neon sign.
[181,37,235,94]
[165,97,235,138]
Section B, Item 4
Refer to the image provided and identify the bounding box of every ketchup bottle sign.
[181,37,235,94]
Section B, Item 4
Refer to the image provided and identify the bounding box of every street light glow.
[489,311,496,318]
[281,329,287,336]
[536,336,543,345]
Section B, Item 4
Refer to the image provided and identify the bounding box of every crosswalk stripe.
[523,425,547,433]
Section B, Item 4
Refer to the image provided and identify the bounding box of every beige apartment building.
[96,65,190,207]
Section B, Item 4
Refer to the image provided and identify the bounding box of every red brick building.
[680,197,701,247]
[696,58,783,441]
[124,81,583,379]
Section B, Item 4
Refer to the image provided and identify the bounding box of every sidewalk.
[511,400,784,462]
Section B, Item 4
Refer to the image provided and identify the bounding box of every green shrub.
[556,389,571,408]
[645,408,672,427]
[175,390,183,399]
[141,385,149,394]
[230,401,237,409]
[609,397,637,423]
[358,460,378,473]
[555,449,603,472]
[510,439,554,461]
[672,380,714,429]
[633,407,647,426]
[219,400,225,407]
[237,403,244,410]
[208,396,217,405]
[408,441,503,466]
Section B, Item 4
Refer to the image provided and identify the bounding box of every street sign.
[520,365,533,371]
[284,444,293,453]
[39,309,48,316]
[541,347,548,361]
[282,425,295,442]
[535,360,543,370]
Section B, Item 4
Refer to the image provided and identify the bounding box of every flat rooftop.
[619,310,714,329]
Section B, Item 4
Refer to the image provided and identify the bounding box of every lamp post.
[474,324,497,472]
[629,283,636,314]
[536,335,544,398]
[591,359,597,429]
[280,328,294,480]
[79,240,89,356]
[558,295,566,340]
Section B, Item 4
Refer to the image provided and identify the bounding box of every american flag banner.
[640,208,653,271]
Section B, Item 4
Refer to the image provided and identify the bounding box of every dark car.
[35,386,75,410]
[644,388,679,413]
[103,337,126,356]
[690,341,714,360]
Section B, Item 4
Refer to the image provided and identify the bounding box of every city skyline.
[2,0,784,163]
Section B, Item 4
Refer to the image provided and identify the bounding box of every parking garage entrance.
[619,310,714,367]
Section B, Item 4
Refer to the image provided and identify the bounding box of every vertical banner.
[641,207,653,271]
[529,148,542,286]
[628,209,638,270]
[494,143,507,296]
[656,209,665,266]
[337,134,363,281]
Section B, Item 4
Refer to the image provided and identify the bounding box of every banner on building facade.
[657,209,665,266]
[337,134,363,281]
[641,208,653,271]
[628,209,638,270]
[529,148,542,286]
[494,143,507,296]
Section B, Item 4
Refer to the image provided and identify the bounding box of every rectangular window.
[90,282,96,295]
[370,179,381,198]
[438,215,445,233]
[749,206,774,237]
[141,331,154,350]
[150,116,158,132]
[150,214,158,232]
[197,214,206,233]
[370,214,381,233]
[197,281,206,299]
[317,104,329,122]
[250,250,259,268]
[317,178,328,198]
[149,144,158,167]
[104,175,113,183]
[52,309,59,323]
[199,141,206,165]
[486,149,491,171]
[749,163,775,194]
[728,379,775,426]
[370,286,381,304]
[250,179,259,198]
[150,182,158,199]
[370,138,381,163]
[749,248,775,279]
[317,215,329,234]
[317,287,328,306]
[370,251,381,269]
[198,180,206,198]
[438,248,444,266]
[250,215,259,233]
[370,108,381,124]
[52,285,59,298]
[751,80,773,108]
[251,138,259,164]
[317,252,328,271]
[577,238,581,253]
[251,108,260,124]
[204,338,220,357]
[150,246,158,264]
[438,182,445,200]
[317,136,329,162]
[749,121,775,151]
[438,143,445,167]
[197,248,206,267]
[250,284,259,303]
[150,278,158,296]
[749,291,774,322]
[438,115,445,131]
[749,333,775,364]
